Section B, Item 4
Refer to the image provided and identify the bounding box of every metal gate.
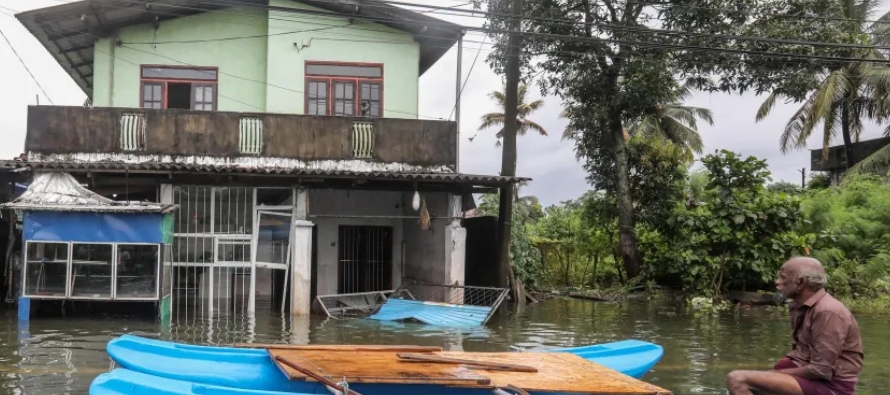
[337,226,392,294]
[171,187,295,322]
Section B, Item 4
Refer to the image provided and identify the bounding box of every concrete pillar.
[291,188,313,316]
[445,194,466,286]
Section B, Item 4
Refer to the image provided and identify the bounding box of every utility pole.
[798,167,806,189]
[497,0,524,301]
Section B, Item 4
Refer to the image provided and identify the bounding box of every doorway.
[337,226,393,294]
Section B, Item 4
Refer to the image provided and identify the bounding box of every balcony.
[24,106,457,173]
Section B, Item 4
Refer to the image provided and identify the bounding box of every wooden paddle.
[273,355,364,395]
[395,353,539,373]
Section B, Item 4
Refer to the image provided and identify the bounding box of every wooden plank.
[396,353,538,373]
[273,356,364,395]
[439,352,672,395]
[235,343,442,352]
[268,349,672,394]
[269,349,491,386]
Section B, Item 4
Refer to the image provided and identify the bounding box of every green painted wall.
[92,7,269,112]
[91,1,421,119]
[266,0,420,118]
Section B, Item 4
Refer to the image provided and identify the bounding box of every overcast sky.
[1,0,886,207]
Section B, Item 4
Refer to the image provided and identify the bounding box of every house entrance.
[171,187,295,319]
[337,226,393,294]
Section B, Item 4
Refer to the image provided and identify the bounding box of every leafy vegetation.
[497,152,889,303]
[479,0,864,287]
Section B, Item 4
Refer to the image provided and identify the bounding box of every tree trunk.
[496,0,525,302]
[841,101,855,170]
[610,113,643,279]
[592,254,599,288]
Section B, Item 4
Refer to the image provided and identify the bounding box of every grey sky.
[1,0,884,207]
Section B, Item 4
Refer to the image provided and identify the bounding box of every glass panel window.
[24,242,69,297]
[305,62,382,118]
[360,82,381,117]
[70,244,113,299]
[142,82,163,109]
[193,85,215,111]
[333,81,355,116]
[116,244,160,299]
[307,80,328,115]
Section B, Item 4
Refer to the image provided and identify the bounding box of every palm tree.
[755,0,890,172]
[626,83,713,161]
[559,83,712,161]
[478,83,549,146]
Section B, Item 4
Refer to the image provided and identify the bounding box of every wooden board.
[438,351,672,394]
[269,349,491,386]
[268,349,672,394]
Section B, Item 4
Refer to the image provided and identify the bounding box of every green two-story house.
[7,0,523,318]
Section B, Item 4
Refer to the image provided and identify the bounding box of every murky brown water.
[1,297,888,395]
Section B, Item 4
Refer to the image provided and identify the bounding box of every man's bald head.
[782,257,828,291]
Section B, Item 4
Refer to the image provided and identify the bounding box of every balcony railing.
[25,106,457,170]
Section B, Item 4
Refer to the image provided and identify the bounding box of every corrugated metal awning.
[1,172,176,213]
[0,160,529,186]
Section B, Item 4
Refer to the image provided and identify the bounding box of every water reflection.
[1,297,888,395]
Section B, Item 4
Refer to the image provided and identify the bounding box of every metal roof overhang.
[0,160,529,191]
[15,0,462,98]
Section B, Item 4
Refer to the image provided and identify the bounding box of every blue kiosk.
[4,172,177,323]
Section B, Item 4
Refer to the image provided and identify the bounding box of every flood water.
[1,296,888,395]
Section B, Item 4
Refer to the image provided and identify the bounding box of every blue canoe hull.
[90,368,320,395]
[104,335,663,395]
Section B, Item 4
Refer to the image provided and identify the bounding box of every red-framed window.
[305,62,383,118]
[140,65,218,111]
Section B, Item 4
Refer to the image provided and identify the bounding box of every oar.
[273,356,364,395]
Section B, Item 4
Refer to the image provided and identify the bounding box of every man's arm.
[778,311,847,381]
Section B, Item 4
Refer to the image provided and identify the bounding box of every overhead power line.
[0,26,54,104]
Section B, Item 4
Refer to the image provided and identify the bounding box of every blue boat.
[92,367,534,395]
[90,368,322,395]
[103,334,664,395]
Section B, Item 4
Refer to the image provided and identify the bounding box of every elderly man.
[726,257,863,395]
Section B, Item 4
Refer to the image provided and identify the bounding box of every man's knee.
[726,370,749,389]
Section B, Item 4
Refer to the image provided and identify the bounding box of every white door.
[249,209,293,313]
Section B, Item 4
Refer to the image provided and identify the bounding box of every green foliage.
[768,181,804,194]
[531,193,618,289]
[586,135,691,230]
[807,173,831,190]
[639,150,810,296]
[798,175,890,298]
[477,189,544,289]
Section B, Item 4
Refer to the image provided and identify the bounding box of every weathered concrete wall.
[309,189,404,296]
[401,192,451,285]
[26,106,456,169]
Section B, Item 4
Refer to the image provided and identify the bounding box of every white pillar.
[291,188,313,316]
[445,194,466,286]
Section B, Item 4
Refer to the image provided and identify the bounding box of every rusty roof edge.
[0,160,530,184]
